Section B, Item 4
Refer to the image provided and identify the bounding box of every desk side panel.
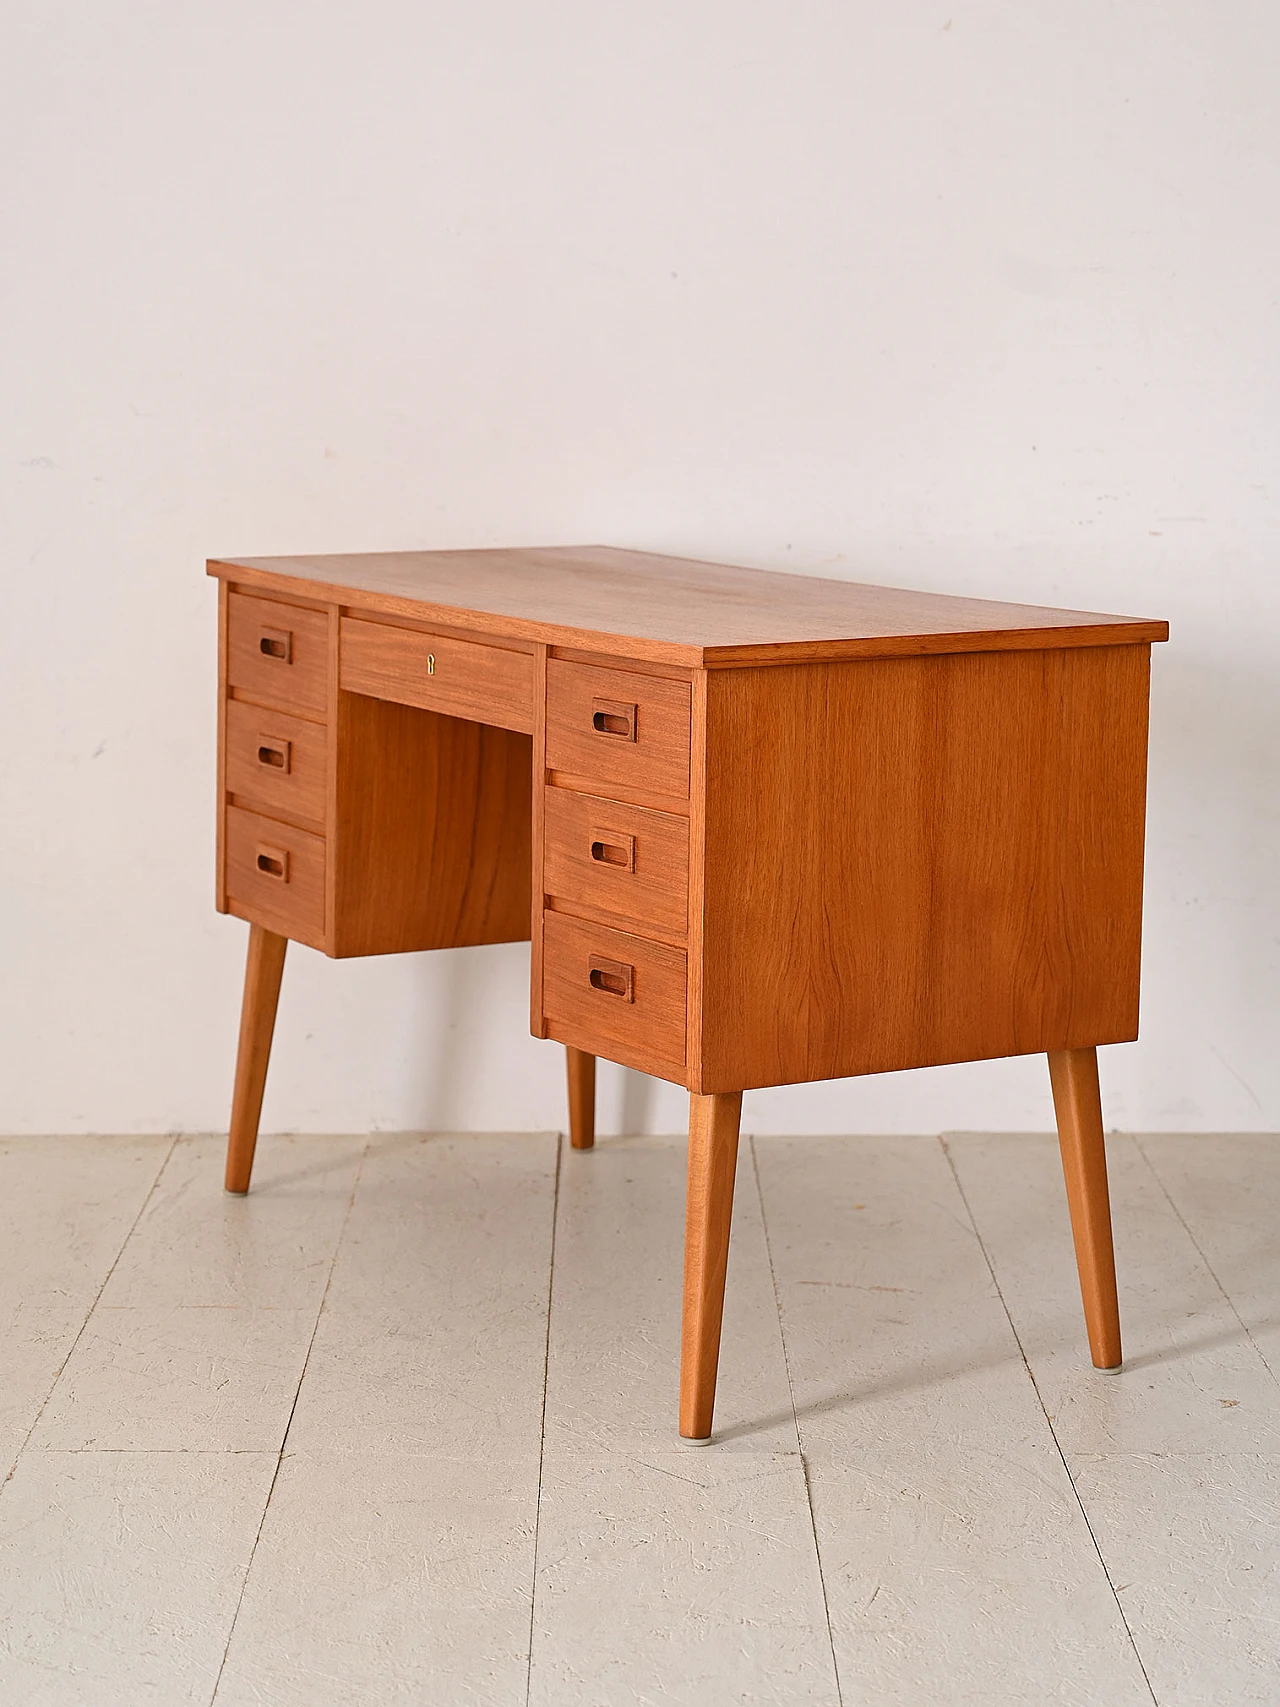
[530,643,549,1037]
[693,645,1152,1093]
[216,578,229,913]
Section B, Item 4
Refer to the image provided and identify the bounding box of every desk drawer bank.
[209,546,1168,1443]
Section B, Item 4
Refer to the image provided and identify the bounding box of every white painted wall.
[2,2,1276,1137]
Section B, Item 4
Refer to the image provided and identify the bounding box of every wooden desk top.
[208,544,1169,668]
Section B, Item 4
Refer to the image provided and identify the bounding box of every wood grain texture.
[338,616,534,735]
[324,601,341,945]
[693,645,1153,1093]
[544,773,692,819]
[330,695,531,958]
[543,788,689,939]
[226,591,330,715]
[565,1047,596,1151]
[224,804,327,951]
[208,547,1169,669]
[685,667,710,1085]
[679,1090,743,1440]
[548,644,697,681]
[216,578,229,913]
[545,660,691,803]
[530,645,549,1039]
[225,700,328,830]
[1048,1047,1122,1369]
[542,913,687,1083]
[224,924,288,1193]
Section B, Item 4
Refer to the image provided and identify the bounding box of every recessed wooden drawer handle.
[258,627,293,662]
[589,830,636,872]
[588,955,634,1002]
[255,844,290,882]
[591,698,637,741]
[256,737,292,773]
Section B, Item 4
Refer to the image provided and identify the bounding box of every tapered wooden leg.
[566,1046,596,1150]
[679,1090,744,1441]
[1048,1047,1122,1370]
[224,925,288,1195]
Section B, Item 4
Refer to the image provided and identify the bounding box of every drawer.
[227,592,330,715]
[543,788,689,938]
[339,618,534,734]
[543,913,687,1082]
[224,804,326,948]
[545,660,691,801]
[225,700,328,830]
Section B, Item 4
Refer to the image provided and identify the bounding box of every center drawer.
[543,787,688,937]
[339,617,534,734]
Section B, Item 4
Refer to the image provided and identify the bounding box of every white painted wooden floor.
[2,1131,1277,1706]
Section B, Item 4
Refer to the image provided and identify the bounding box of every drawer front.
[225,700,328,830]
[543,788,689,938]
[545,660,691,801]
[339,618,534,734]
[227,592,330,715]
[224,804,326,947]
[543,913,687,1081]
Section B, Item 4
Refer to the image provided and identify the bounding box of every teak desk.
[209,546,1168,1441]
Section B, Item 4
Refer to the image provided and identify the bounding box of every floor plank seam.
[1132,1135,1280,1390]
[208,1133,370,1707]
[1,1134,179,1496]
[524,1130,564,1707]
[32,1446,277,1455]
[749,1135,845,1707]
[938,1136,1160,1707]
